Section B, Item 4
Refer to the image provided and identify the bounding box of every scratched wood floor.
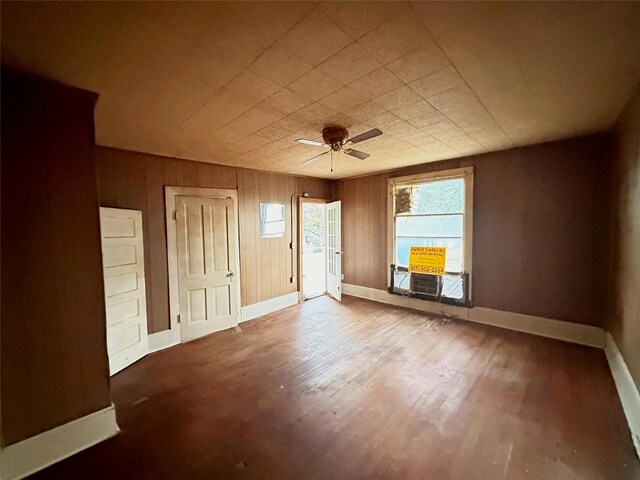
[33,295,638,480]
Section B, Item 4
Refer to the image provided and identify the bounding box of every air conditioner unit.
[388,265,471,307]
[409,272,441,298]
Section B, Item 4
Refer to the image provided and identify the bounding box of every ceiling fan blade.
[296,138,327,148]
[302,151,329,166]
[347,128,382,145]
[343,148,369,160]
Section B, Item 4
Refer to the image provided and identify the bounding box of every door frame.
[297,197,328,301]
[165,186,241,343]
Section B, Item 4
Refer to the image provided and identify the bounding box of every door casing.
[297,197,328,300]
[165,187,241,343]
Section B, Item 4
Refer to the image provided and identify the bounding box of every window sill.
[387,287,473,308]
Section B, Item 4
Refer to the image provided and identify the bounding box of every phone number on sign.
[409,265,443,274]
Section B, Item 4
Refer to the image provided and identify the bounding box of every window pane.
[396,215,462,237]
[408,178,464,215]
[396,237,462,272]
[260,203,285,238]
[395,215,463,272]
[442,274,463,299]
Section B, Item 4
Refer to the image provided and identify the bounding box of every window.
[260,203,285,238]
[388,167,473,304]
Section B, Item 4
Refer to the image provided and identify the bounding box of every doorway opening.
[300,200,327,300]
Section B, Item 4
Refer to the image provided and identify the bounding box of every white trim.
[99,207,149,376]
[387,166,474,301]
[1,405,119,480]
[240,292,299,322]
[605,332,640,458]
[147,329,180,354]
[164,187,241,343]
[342,284,606,348]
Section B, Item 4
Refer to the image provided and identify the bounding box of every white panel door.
[99,207,149,376]
[326,200,342,301]
[176,196,238,341]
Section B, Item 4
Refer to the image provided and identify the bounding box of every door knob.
[226,272,235,278]
[335,251,342,255]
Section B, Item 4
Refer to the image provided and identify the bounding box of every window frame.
[387,166,474,303]
[259,202,286,238]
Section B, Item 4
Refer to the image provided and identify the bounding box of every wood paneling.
[336,173,389,291]
[237,169,296,307]
[336,135,612,327]
[32,296,639,480]
[96,149,332,332]
[608,85,640,389]
[1,71,111,446]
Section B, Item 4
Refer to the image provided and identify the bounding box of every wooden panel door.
[176,196,238,341]
[99,207,149,375]
[326,200,342,301]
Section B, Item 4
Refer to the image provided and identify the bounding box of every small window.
[260,203,285,238]
[389,167,473,305]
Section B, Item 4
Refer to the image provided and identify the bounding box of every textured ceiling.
[2,1,640,179]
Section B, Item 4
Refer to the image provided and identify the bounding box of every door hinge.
[172,210,177,221]
[177,314,181,324]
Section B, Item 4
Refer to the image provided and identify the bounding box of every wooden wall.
[335,174,389,291]
[608,84,640,389]
[335,134,612,327]
[96,148,332,333]
[1,72,111,446]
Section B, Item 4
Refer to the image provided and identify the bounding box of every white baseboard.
[605,332,640,458]
[147,328,180,354]
[240,292,299,322]
[1,404,120,480]
[342,284,606,348]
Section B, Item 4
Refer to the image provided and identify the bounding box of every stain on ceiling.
[2,1,640,178]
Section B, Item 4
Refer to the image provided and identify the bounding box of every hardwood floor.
[34,295,638,480]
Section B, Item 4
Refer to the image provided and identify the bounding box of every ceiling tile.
[267,88,312,114]
[288,68,343,101]
[409,66,467,99]
[387,47,450,83]
[374,85,424,111]
[249,44,314,86]
[175,46,243,95]
[187,70,281,131]
[408,110,448,129]
[391,100,436,121]
[426,87,501,135]
[318,86,368,115]
[318,43,381,85]
[348,101,389,122]
[256,115,306,142]
[320,1,405,40]
[224,103,286,138]
[358,7,434,64]
[196,13,273,68]
[349,67,404,99]
[277,9,353,66]
[290,102,339,126]
[446,134,482,149]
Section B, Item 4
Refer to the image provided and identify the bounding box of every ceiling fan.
[296,126,383,166]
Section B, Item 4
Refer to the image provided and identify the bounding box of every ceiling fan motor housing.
[322,126,349,151]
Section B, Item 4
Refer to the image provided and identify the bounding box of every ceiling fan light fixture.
[297,126,382,168]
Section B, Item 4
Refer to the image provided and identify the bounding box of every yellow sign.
[408,246,447,275]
